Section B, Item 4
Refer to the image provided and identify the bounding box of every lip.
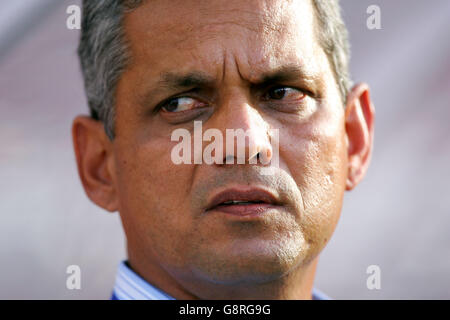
[205,187,283,217]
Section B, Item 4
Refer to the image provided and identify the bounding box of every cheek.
[281,108,347,251]
[113,136,196,265]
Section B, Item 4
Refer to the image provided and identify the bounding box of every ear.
[344,83,375,190]
[72,116,119,212]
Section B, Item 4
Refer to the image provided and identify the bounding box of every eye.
[264,87,306,101]
[160,97,207,113]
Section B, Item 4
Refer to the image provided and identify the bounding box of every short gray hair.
[78,0,351,140]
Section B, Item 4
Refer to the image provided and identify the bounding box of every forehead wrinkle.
[126,0,310,61]
[197,7,286,36]
[168,20,283,52]
[127,0,327,98]
[162,2,290,48]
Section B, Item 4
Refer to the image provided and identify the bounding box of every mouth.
[205,187,283,217]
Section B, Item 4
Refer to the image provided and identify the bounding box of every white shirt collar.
[112,260,330,300]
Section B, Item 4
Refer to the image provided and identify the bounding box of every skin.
[72,0,375,299]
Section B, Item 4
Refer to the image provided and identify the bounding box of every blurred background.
[0,0,449,299]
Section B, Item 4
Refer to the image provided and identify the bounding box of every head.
[73,0,374,298]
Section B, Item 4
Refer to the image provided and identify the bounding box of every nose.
[212,93,273,166]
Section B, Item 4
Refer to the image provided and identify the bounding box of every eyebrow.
[157,64,312,89]
[141,63,315,107]
[158,71,216,91]
[257,64,314,86]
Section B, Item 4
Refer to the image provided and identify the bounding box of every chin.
[188,235,309,285]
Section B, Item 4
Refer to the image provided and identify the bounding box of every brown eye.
[266,87,305,101]
[161,97,206,113]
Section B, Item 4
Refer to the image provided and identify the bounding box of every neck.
[127,244,319,300]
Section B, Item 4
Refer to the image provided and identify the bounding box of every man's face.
[113,0,347,289]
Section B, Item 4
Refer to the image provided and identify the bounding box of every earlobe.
[72,116,119,212]
[344,83,375,190]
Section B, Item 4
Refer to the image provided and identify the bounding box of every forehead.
[123,0,325,83]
